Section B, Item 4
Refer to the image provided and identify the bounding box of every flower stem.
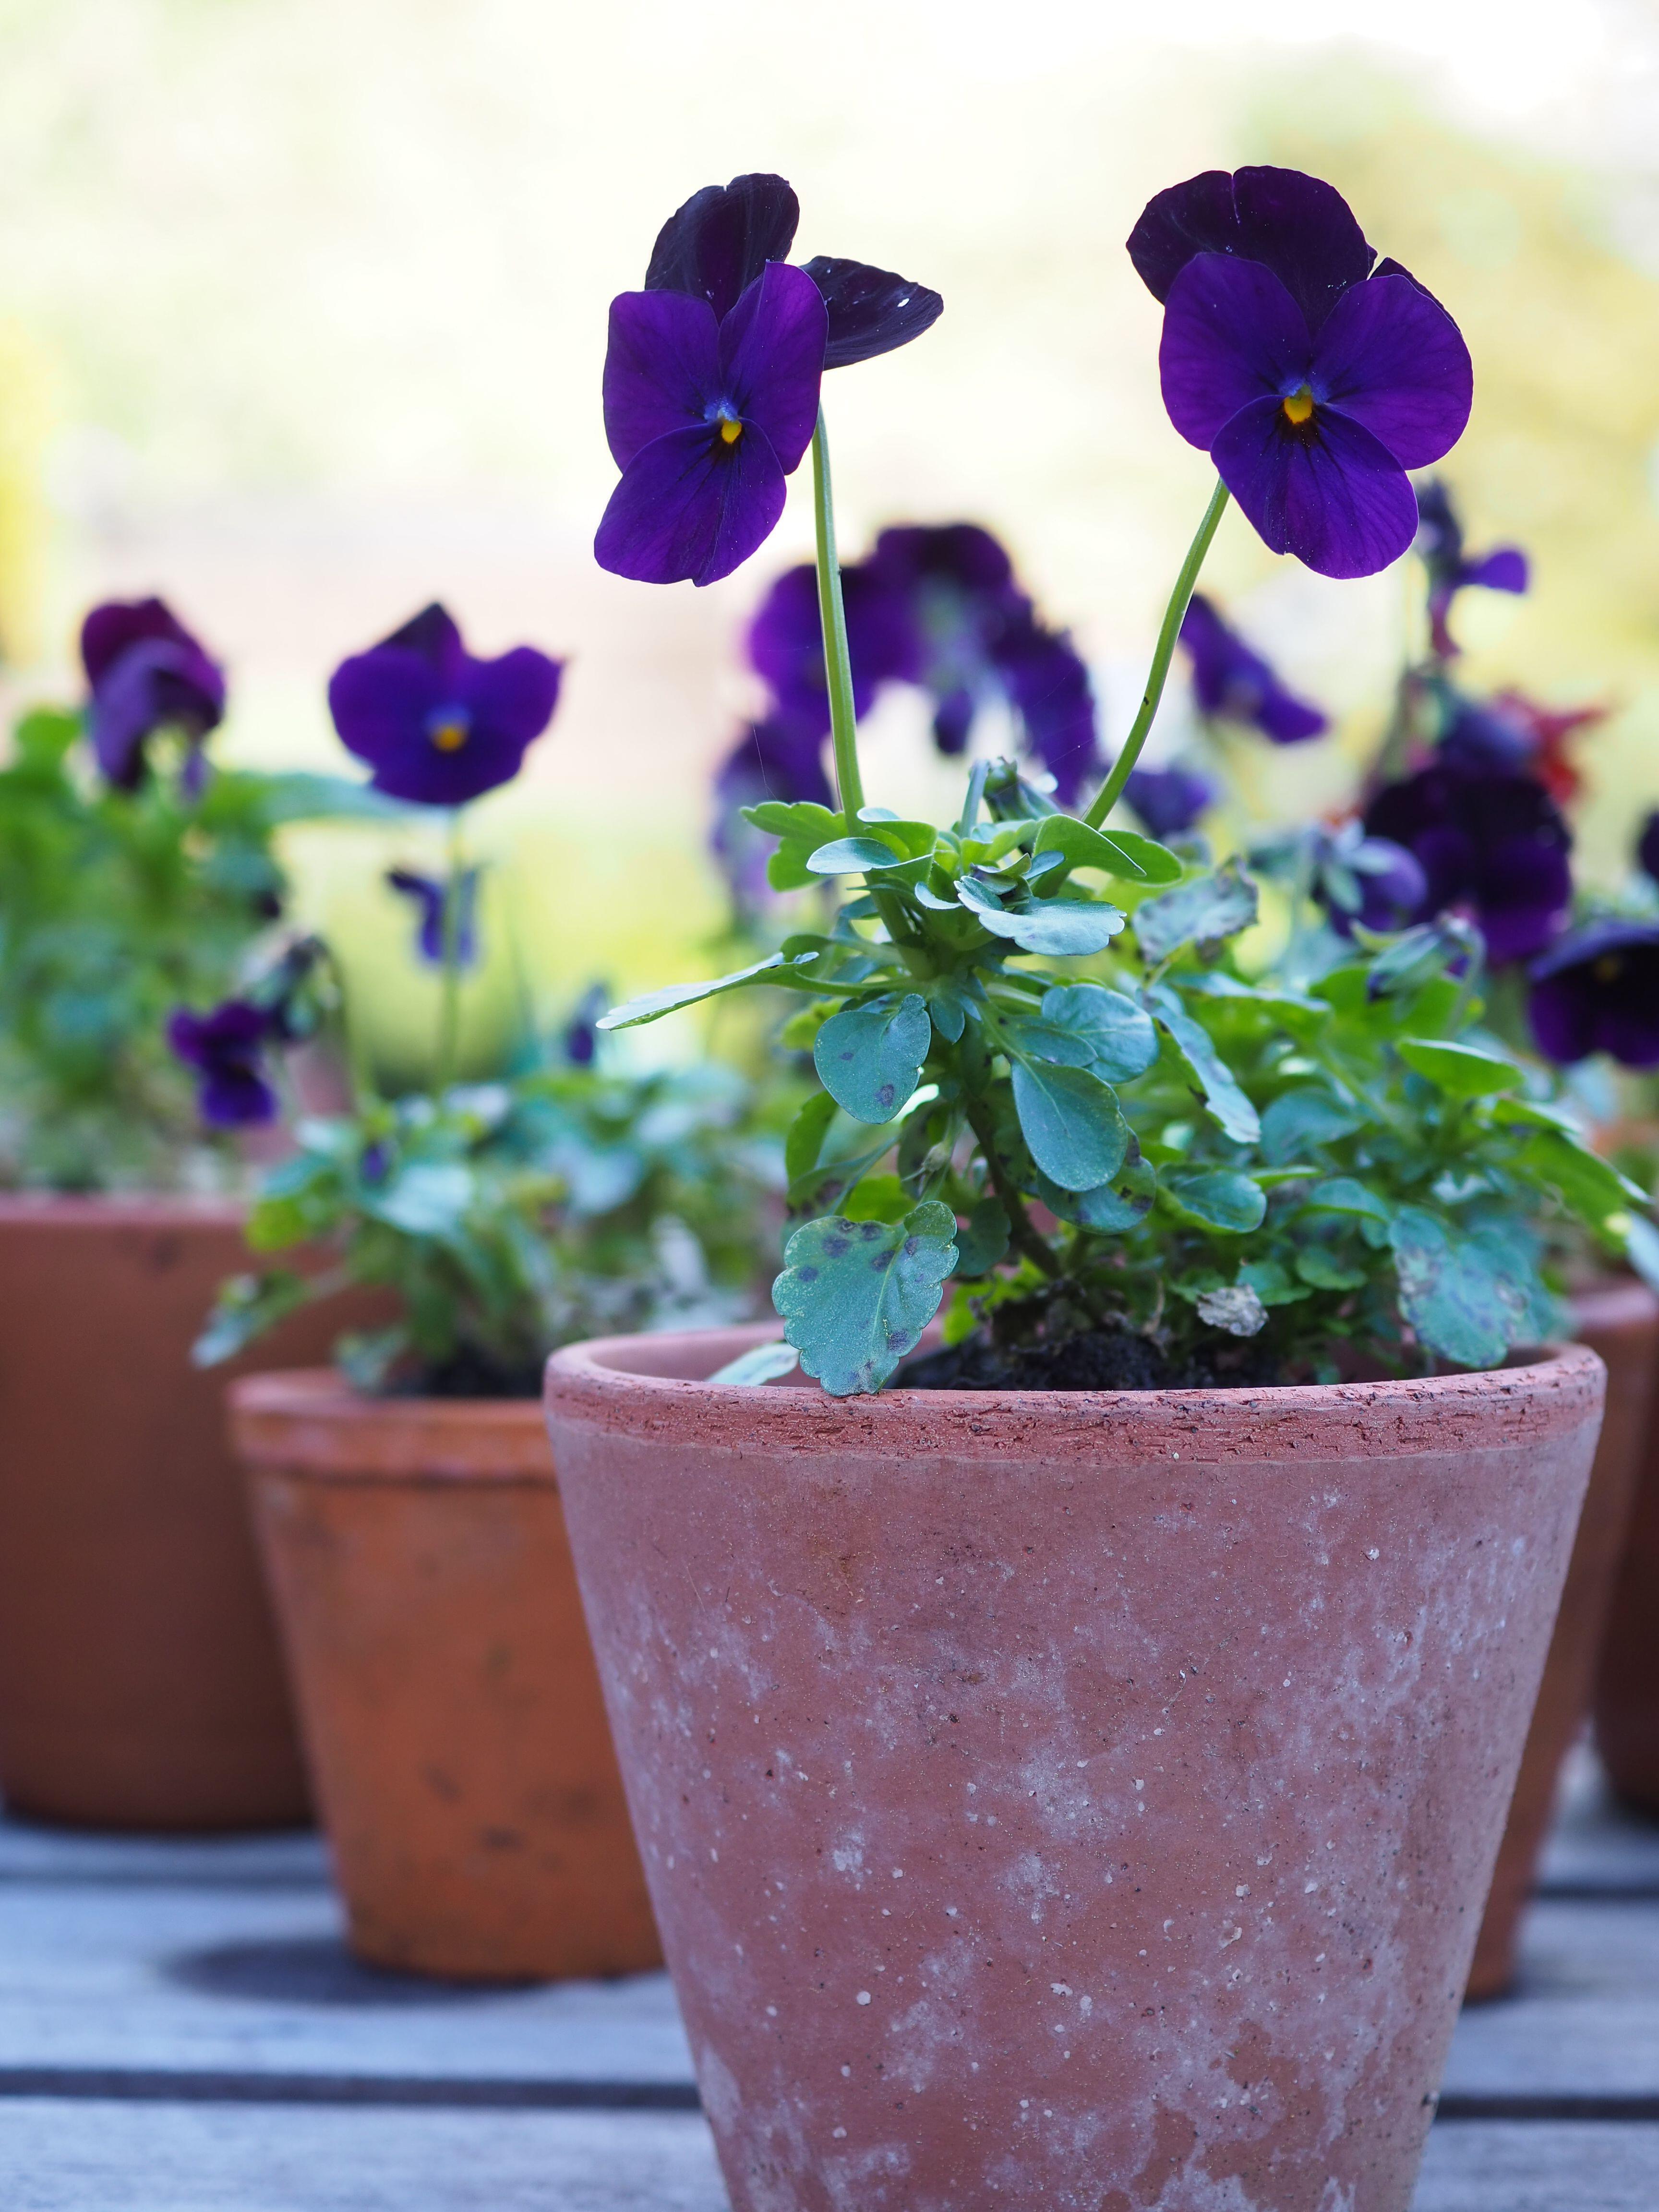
[1083,476,1230,831]
[811,408,865,831]
[436,809,465,1093]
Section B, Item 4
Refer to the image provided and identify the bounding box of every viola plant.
[190,606,782,1395]
[596,164,1645,1395]
[0,599,381,1190]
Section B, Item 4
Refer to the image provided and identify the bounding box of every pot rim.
[544,1323,1605,1465]
[229,1368,552,1483]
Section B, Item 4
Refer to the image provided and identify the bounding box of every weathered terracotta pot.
[0,1196,347,1831]
[230,1370,661,1981]
[1595,1308,1659,1815]
[1466,1280,1659,1998]
[545,1326,1603,2212]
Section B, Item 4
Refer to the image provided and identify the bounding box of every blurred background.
[4,0,1659,1070]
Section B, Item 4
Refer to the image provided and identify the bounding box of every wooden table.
[3,1749,1655,2208]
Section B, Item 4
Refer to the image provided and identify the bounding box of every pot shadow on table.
[161,1936,552,2007]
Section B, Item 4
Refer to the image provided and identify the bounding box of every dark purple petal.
[1129,166,1373,333]
[601,290,722,469]
[869,523,1015,600]
[1123,763,1213,839]
[799,256,943,369]
[1414,478,1463,569]
[719,262,827,473]
[457,648,563,756]
[380,602,464,670]
[1529,923,1659,1068]
[1311,275,1472,469]
[747,559,914,732]
[1179,593,1327,744]
[1212,397,1419,579]
[595,422,786,589]
[1159,254,1312,450]
[1439,698,1531,776]
[329,613,560,805]
[993,621,1101,807]
[562,984,608,1067]
[1639,810,1659,887]
[167,1000,278,1128]
[1476,836,1574,964]
[81,597,226,790]
[1464,546,1528,595]
[81,597,215,689]
[644,175,800,321]
[931,689,974,756]
[387,866,481,966]
[1365,765,1572,965]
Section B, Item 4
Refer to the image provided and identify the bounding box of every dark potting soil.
[895,1326,1298,1393]
[394,1348,546,1400]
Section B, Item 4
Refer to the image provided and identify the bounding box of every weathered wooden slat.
[1413,2121,1659,2210]
[1443,1900,1659,2096]
[0,2100,731,2211]
[0,1814,329,1888]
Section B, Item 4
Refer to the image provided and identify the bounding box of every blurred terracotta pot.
[1465,1279,1659,2000]
[1596,1296,1659,1815]
[0,1195,349,1831]
[545,1326,1602,2212]
[230,1370,660,1982]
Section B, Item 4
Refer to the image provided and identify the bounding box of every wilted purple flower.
[1123,762,1214,839]
[1179,593,1327,743]
[386,866,481,967]
[562,985,608,1068]
[1639,811,1659,886]
[1529,922,1659,1069]
[1415,479,1528,659]
[1131,167,1472,578]
[81,598,226,792]
[328,605,562,806]
[597,176,941,590]
[746,562,914,735]
[1364,762,1572,963]
[167,999,278,1128]
[1308,819,1429,935]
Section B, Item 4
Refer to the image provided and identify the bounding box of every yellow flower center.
[1282,386,1315,426]
[429,716,469,753]
[1595,954,1623,984]
[719,418,743,445]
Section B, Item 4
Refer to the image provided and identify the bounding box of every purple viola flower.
[327,604,562,807]
[167,999,278,1129]
[1363,763,1572,964]
[1529,923,1659,1069]
[598,175,941,590]
[81,597,226,792]
[1415,478,1528,659]
[386,866,481,967]
[1639,811,1659,887]
[1130,167,1472,578]
[1122,762,1214,839]
[1179,593,1327,743]
[562,985,608,1068]
[746,561,914,736]
[1308,819,1429,936]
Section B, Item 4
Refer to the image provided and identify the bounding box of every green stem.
[811,408,865,831]
[1083,476,1230,830]
[436,810,465,1093]
[964,1099,1060,1280]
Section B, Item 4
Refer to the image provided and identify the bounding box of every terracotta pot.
[545,1326,1603,2212]
[0,1196,351,1831]
[230,1370,661,1982]
[1466,1280,1659,1999]
[1596,1300,1659,1815]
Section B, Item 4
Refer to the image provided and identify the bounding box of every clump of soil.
[895,1324,1297,1393]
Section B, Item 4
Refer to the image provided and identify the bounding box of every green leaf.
[951,1197,1010,1277]
[1031,816,1182,885]
[1132,860,1259,964]
[774,1202,959,1396]
[843,1175,915,1225]
[1294,1246,1368,1292]
[1238,1259,1311,1307]
[854,808,937,857]
[1160,1167,1267,1233]
[598,952,813,1031]
[1261,1088,1364,1165]
[366,1163,474,1237]
[1145,986,1261,1145]
[956,877,1126,956]
[784,1091,839,1185]
[1625,1215,1659,1298]
[239,770,408,824]
[707,1341,802,1386]
[807,836,922,876]
[1514,1128,1635,1227]
[1010,1061,1128,1191]
[814,993,931,1124]
[1395,1038,1522,1096]
[1030,1150,1157,1232]
[743,800,842,842]
[1305,1177,1392,1227]
[191,1270,313,1367]
[1388,1205,1532,1370]
[926,979,971,1042]
[1033,983,1158,1081]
